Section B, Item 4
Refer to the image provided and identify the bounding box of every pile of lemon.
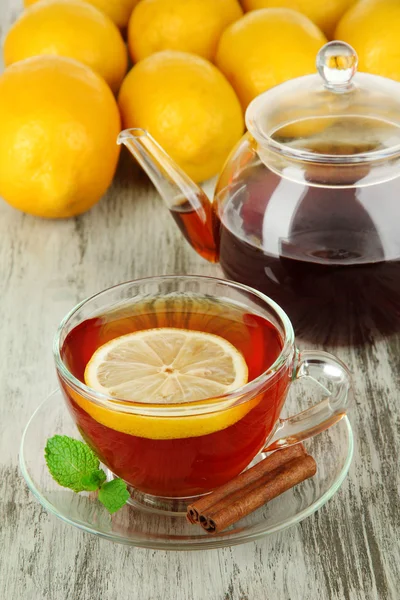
[1,0,399,218]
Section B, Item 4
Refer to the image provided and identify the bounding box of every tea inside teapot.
[216,115,400,345]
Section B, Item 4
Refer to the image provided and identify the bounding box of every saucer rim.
[19,389,354,551]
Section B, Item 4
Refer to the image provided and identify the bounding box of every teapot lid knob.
[317,41,358,92]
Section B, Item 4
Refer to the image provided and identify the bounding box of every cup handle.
[264,350,352,451]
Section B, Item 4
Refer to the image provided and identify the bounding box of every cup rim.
[53,275,295,416]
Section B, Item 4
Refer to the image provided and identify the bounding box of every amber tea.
[170,192,219,263]
[60,294,289,498]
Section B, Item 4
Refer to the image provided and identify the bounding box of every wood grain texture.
[0,2,399,598]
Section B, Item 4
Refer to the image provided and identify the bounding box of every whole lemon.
[0,56,121,218]
[241,0,355,38]
[4,0,127,92]
[24,0,139,29]
[128,0,243,62]
[118,51,244,182]
[216,8,327,110]
[335,0,400,82]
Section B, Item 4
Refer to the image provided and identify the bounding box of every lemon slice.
[69,328,257,439]
[84,328,248,403]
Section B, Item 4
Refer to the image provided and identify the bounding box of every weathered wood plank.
[0,2,399,599]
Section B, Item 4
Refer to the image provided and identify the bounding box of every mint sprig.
[45,435,129,514]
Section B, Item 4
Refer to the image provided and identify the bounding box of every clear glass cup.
[54,276,352,510]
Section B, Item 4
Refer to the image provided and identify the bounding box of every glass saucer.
[20,389,353,551]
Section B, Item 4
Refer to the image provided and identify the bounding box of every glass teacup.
[54,276,352,508]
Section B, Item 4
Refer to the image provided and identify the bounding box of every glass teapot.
[118,42,400,345]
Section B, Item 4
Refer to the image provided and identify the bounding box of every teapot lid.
[246,41,400,161]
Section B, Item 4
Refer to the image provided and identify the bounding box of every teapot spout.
[117,128,219,263]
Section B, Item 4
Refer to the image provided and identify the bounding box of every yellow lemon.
[241,0,355,38]
[24,0,140,29]
[118,51,244,182]
[0,56,121,219]
[216,8,327,110]
[335,0,400,82]
[5,0,127,92]
[128,0,243,62]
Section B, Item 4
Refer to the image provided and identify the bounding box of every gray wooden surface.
[0,2,399,598]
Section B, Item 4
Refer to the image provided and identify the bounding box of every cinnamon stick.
[200,455,316,533]
[187,444,307,525]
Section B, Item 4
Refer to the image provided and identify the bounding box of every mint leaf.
[81,469,107,491]
[98,479,130,514]
[45,435,129,514]
[45,435,105,493]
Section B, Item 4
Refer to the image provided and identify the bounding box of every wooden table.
[1,2,399,598]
